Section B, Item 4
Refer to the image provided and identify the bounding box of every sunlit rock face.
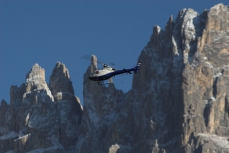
[181,4,229,152]
[0,63,82,153]
[1,3,229,153]
[76,3,229,153]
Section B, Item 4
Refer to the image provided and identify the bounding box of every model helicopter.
[81,55,141,85]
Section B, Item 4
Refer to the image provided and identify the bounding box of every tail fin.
[134,63,141,73]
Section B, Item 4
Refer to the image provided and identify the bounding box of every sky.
[0,0,228,105]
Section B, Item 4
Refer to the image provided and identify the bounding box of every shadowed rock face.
[49,62,82,152]
[1,3,229,153]
[75,55,125,153]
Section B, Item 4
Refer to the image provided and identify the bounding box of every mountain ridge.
[1,3,229,153]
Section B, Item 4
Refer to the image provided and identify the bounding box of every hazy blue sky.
[0,0,228,105]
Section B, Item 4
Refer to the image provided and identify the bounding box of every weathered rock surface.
[49,62,75,96]
[49,62,82,152]
[0,63,82,153]
[1,3,229,153]
[75,3,229,153]
[75,55,125,153]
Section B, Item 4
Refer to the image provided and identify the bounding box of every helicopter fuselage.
[88,67,115,81]
[88,63,141,83]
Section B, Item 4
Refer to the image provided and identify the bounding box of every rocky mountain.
[0,62,82,153]
[1,3,229,153]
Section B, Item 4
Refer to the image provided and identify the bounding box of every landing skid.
[97,81,112,85]
[97,81,105,85]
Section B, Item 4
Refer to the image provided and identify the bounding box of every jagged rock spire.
[1,99,7,107]
[4,62,82,152]
[83,55,99,92]
[26,63,45,81]
[2,3,229,153]
[49,62,74,96]
[91,54,97,68]
[25,63,47,92]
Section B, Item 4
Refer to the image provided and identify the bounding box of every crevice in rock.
[213,77,218,99]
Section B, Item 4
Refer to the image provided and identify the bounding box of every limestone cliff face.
[1,3,229,153]
[0,63,82,153]
[181,4,229,152]
[76,3,229,153]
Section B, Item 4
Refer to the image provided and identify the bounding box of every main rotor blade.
[109,62,116,67]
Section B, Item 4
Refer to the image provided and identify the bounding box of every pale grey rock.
[1,3,229,153]
[0,63,82,153]
[77,3,229,153]
[184,133,229,152]
[25,63,50,93]
[12,64,61,153]
[109,144,120,153]
[180,4,229,153]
